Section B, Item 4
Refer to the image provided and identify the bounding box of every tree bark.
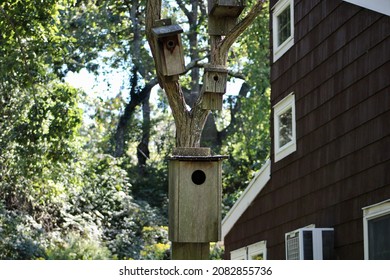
[137,90,151,175]
[113,76,157,158]
[201,81,251,149]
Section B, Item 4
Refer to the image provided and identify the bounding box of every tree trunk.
[137,91,151,175]
[113,78,156,158]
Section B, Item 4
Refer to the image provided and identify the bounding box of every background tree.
[0,0,169,260]
[0,0,271,259]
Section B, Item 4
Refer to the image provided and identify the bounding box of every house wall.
[224,0,390,259]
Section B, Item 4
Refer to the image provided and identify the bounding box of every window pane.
[277,6,291,46]
[368,214,390,260]
[303,231,313,260]
[278,107,293,148]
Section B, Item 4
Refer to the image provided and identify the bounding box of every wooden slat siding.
[298,86,390,161]
[294,13,386,102]
[275,22,390,173]
[272,8,383,101]
[224,0,390,260]
[297,62,390,143]
[271,1,350,91]
[295,0,322,23]
[273,7,383,99]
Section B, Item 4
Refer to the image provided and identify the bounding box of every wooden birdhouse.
[152,21,185,78]
[208,0,246,35]
[202,64,228,110]
[168,148,226,243]
[208,0,246,17]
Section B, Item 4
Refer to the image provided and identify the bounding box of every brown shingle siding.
[224,1,390,260]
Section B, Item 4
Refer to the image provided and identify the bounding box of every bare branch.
[176,0,193,21]
[125,0,148,78]
[228,70,246,80]
[183,53,209,74]
[198,1,208,25]
[219,0,266,55]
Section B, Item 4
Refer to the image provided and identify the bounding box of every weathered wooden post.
[168,147,226,259]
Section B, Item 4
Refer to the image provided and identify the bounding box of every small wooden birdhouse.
[208,0,246,35]
[168,148,226,243]
[202,64,228,110]
[152,21,185,77]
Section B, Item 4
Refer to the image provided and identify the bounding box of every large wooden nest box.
[208,0,246,35]
[202,64,228,110]
[168,148,226,243]
[152,20,185,77]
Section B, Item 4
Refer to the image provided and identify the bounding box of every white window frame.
[230,247,247,260]
[230,241,267,260]
[272,0,294,61]
[362,199,390,260]
[273,92,296,162]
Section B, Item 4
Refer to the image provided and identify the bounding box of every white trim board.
[222,160,271,240]
[343,0,390,16]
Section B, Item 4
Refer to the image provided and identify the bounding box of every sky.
[64,68,244,102]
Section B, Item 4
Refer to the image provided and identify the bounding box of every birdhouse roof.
[152,24,183,38]
[168,155,228,161]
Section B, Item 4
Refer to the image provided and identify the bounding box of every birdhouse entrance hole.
[213,75,219,81]
[166,39,176,51]
[192,170,206,185]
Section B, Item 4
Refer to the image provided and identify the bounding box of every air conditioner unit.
[285,228,334,260]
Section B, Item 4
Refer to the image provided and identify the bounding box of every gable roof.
[343,0,390,16]
[221,159,271,240]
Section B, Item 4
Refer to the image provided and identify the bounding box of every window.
[230,241,267,260]
[285,225,334,260]
[272,0,294,61]
[363,199,390,260]
[274,93,296,162]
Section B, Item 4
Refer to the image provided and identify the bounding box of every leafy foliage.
[221,1,271,212]
[0,0,270,259]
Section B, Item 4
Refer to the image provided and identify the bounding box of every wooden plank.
[161,35,185,76]
[202,93,223,110]
[177,160,221,242]
[208,15,237,35]
[169,158,222,243]
[168,160,180,241]
[171,242,210,260]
